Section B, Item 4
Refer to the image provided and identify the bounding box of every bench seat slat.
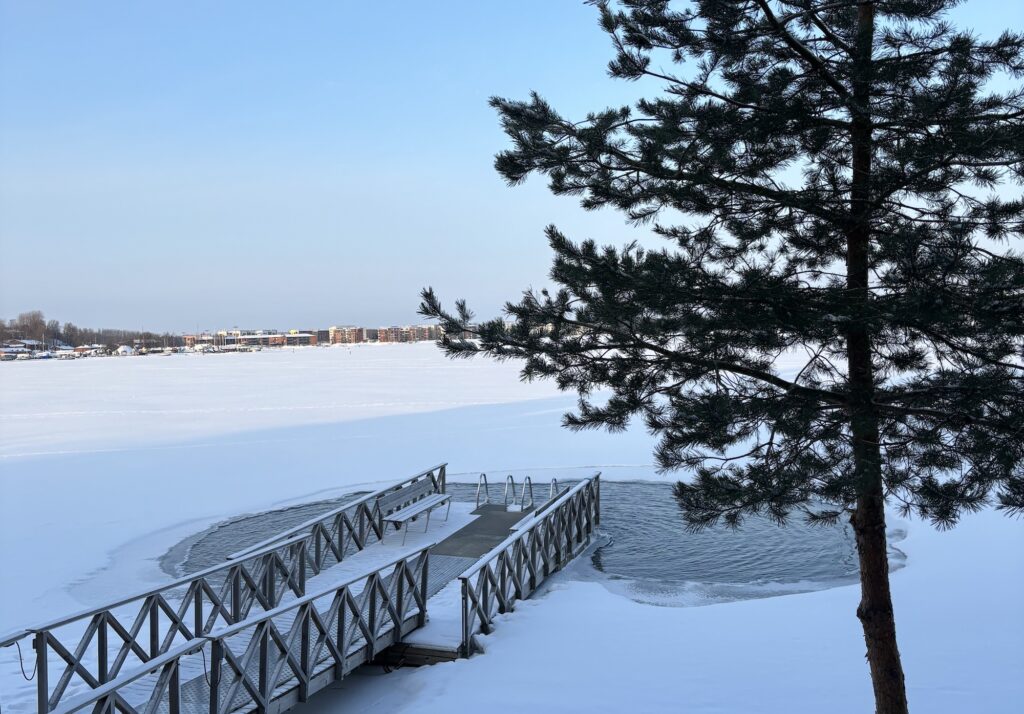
[384,494,451,524]
[377,478,435,513]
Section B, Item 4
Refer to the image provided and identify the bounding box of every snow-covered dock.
[0,465,600,714]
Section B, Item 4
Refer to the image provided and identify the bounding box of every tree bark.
[847,3,909,713]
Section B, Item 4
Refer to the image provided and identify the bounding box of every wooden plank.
[382,495,450,525]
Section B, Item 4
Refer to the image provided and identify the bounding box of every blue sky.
[1,1,1020,332]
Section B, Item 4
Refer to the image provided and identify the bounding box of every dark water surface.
[164,480,867,605]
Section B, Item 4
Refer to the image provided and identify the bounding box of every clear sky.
[1,1,1020,332]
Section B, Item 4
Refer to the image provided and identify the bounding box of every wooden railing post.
[460,578,471,658]
[419,553,429,627]
[34,631,49,714]
[209,639,223,714]
[263,555,275,606]
[258,623,269,714]
[232,567,243,623]
[480,573,491,634]
[169,658,181,714]
[194,584,203,637]
[367,576,378,658]
[149,598,160,658]
[396,562,406,623]
[299,607,310,703]
[97,613,108,684]
[498,555,508,614]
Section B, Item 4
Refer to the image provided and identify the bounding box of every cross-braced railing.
[227,463,446,560]
[46,549,430,714]
[0,464,446,714]
[459,473,600,657]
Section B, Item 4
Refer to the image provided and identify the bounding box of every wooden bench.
[377,479,452,545]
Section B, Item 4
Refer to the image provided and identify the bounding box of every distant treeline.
[1,310,184,349]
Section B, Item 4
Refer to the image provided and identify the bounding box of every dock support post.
[258,624,269,714]
[299,608,310,703]
[210,640,223,714]
[460,579,470,658]
[149,598,160,658]
[367,576,378,660]
[169,659,180,714]
[34,631,49,714]
[396,563,405,623]
[419,553,429,628]
[194,586,203,637]
[97,613,108,684]
[231,568,242,623]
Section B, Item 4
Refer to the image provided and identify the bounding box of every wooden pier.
[0,465,600,714]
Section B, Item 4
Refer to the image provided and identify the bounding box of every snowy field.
[1,343,1021,713]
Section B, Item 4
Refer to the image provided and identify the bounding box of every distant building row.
[182,325,445,349]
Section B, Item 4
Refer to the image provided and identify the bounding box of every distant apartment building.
[414,325,440,341]
[285,330,318,346]
[219,330,285,347]
[374,325,440,343]
[377,326,405,343]
[329,326,367,344]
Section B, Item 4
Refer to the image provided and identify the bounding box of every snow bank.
[303,509,1023,714]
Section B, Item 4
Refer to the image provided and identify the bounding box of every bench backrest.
[377,477,436,515]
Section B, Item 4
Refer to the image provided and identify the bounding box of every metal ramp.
[0,465,600,714]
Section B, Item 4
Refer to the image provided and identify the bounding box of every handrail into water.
[475,473,489,509]
[459,473,600,657]
[502,475,517,506]
[549,478,558,499]
[48,548,431,714]
[520,476,535,509]
[460,475,598,581]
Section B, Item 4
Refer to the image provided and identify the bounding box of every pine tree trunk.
[846,3,909,713]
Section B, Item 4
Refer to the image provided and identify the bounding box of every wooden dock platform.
[0,465,600,714]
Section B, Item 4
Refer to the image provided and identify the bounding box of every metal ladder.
[475,473,546,510]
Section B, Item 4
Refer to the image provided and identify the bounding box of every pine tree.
[421,1,1024,711]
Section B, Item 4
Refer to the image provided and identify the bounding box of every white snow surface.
[1,343,1020,713]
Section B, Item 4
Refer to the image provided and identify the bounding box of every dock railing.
[0,464,445,714]
[458,473,600,657]
[228,463,446,560]
[46,548,430,714]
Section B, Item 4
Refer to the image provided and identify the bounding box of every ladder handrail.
[475,473,490,508]
[520,476,535,509]
[503,474,517,506]
[550,477,559,499]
